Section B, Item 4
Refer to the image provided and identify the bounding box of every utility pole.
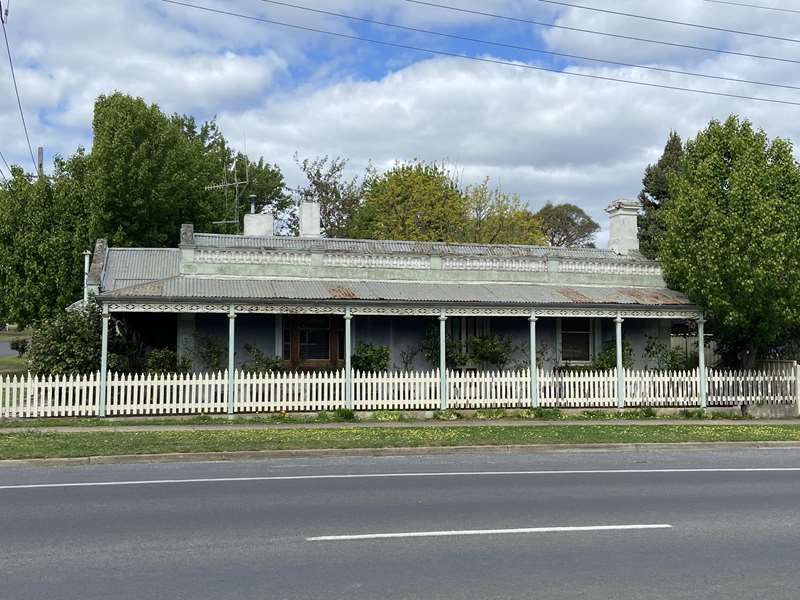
[36,146,43,179]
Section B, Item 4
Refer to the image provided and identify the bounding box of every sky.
[2,0,800,246]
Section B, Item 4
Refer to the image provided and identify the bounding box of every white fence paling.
[236,369,345,413]
[0,366,798,418]
[626,368,700,407]
[353,369,439,411]
[539,368,617,408]
[448,369,530,409]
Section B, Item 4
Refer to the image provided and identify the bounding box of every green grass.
[0,330,31,343]
[2,424,800,460]
[0,355,26,375]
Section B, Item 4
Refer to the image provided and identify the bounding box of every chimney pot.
[605,198,640,255]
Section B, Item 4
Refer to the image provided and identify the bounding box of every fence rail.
[1,365,798,418]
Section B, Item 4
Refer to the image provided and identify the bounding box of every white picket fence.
[0,365,798,418]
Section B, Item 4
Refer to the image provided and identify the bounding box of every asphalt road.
[2,448,800,600]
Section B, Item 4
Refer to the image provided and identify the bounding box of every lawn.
[1,424,800,460]
[0,355,26,375]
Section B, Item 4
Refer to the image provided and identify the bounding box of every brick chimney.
[605,199,640,255]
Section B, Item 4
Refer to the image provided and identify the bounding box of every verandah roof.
[98,275,694,309]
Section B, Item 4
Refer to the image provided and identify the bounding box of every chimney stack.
[606,198,640,255]
[243,207,274,236]
[299,200,321,238]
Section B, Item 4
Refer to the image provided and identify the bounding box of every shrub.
[146,348,191,374]
[351,341,390,372]
[10,338,29,357]
[433,409,462,420]
[466,334,514,369]
[421,327,467,369]
[517,407,562,420]
[372,410,411,422]
[333,407,356,421]
[194,334,226,371]
[474,408,506,420]
[591,340,633,370]
[27,305,102,375]
[679,408,706,419]
[242,343,281,373]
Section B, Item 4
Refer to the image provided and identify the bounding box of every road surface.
[2,447,800,599]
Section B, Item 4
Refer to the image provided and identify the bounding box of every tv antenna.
[207,138,250,233]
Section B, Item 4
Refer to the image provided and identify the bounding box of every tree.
[91,94,289,246]
[638,131,684,259]
[293,154,365,238]
[350,161,469,242]
[26,305,104,375]
[462,180,545,245]
[535,202,599,247]
[0,92,289,326]
[659,116,800,367]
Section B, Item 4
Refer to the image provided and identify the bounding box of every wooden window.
[281,315,343,367]
[561,317,592,363]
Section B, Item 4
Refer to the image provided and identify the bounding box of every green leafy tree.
[638,131,684,259]
[0,92,289,326]
[659,116,800,367]
[294,154,365,238]
[462,180,545,245]
[350,161,469,241]
[591,340,633,370]
[466,334,515,369]
[535,203,599,247]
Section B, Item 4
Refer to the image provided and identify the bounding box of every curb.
[2,440,800,468]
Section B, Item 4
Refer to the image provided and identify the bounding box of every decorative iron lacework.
[107,302,700,319]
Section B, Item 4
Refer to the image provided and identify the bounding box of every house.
[86,199,705,407]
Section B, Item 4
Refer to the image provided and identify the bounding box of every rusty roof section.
[99,277,695,309]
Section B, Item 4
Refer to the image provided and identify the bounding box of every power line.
[0,148,10,174]
[162,0,800,107]
[703,0,800,15]
[1,9,36,173]
[404,0,800,66]
[535,0,800,44]
[259,0,800,92]
[707,0,800,14]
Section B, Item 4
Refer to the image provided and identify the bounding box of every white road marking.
[307,523,673,541]
[1,467,799,490]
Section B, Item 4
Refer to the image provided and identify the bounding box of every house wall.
[178,313,277,371]
[177,314,675,372]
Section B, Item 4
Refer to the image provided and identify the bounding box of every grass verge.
[2,424,800,460]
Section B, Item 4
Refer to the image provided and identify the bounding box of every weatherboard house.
[86,199,704,403]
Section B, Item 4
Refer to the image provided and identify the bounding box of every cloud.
[2,0,800,249]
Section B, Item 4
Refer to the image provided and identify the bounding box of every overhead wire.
[161,0,800,107]
[259,0,800,92]
[703,0,800,16]
[533,0,800,44]
[1,1,36,173]
[403,0,800,66]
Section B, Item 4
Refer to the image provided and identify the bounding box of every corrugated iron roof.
[102,248,180,291]
[100,276,693,307]
[191,233,650,262]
